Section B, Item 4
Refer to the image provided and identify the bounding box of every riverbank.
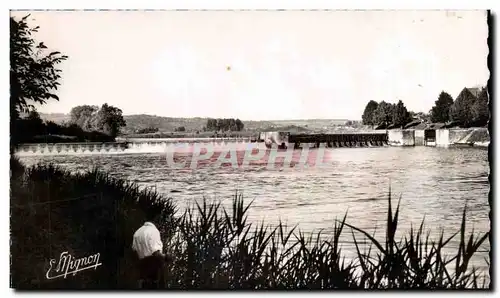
[10,157,490,289]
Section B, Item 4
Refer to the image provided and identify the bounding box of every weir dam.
[15,128,486,156]
[14,137,254,156]
[14,132,389,156]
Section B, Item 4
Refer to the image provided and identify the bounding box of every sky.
[11,10,489,121]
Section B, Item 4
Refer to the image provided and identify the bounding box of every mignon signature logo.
[46,251,102,280]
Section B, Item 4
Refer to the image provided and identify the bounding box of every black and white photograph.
[9,8,492,290]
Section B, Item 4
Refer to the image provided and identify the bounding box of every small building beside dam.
[387,130,415,146]
[388,127,489,147]
[259,127,489,149]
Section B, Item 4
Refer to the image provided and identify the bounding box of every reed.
[10,158,490,290]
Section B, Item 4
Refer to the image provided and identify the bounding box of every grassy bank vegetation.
[10,158,490,290]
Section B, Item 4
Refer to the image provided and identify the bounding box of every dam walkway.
[259,131,389,149]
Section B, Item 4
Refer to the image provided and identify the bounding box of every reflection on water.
[18,145,490,274]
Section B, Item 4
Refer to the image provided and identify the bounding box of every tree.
[136,127,159,134]
[217,119,224,131]
[450,88,478,127]
[10,14,68,151]
[229,118,237,131]
[235,119,244,131]
[69,105,99,130]
[94,104,126,137]
[69,104,126,137]
[362,100,379,126]
[392,100,411,128]
[471,88,489,127]
[430,91,454,123]
[206,118,244,132]
[372,101,394,127]
[175,126,186,132]
[206,118,217,131]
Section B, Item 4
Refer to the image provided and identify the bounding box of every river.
[18,143,490,277]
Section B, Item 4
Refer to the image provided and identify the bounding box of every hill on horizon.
[38,113,356,134]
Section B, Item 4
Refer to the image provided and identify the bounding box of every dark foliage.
[392,100,411,128]
[430,92,454,123]
[372,101,394,127]
[10,161,490,289]
[175,126,186,132]
[450,88,480,128]
[206,118,245,132]
[10,14,68,151]
[14,111,114,143]
[69,105,99,131]
[363,87,489,129]
[471,88,489,127]
[362,100,379,126]
[10,159,176,289]
[70,104,126,138]
[136,127,159,134]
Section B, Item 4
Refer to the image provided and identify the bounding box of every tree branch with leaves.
[10,14,68,150]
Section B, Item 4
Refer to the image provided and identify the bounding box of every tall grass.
[10,158,490,289]
[10,157,176,289]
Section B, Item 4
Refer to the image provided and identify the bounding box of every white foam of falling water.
[14,138,258,157]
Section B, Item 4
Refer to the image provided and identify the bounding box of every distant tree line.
[135,126,159,134]
[175,126,186,132]
[205,118,244,132]
[361,87,489,129]
[133,126,188,134]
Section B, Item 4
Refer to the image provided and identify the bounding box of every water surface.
[19,145,490,275]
